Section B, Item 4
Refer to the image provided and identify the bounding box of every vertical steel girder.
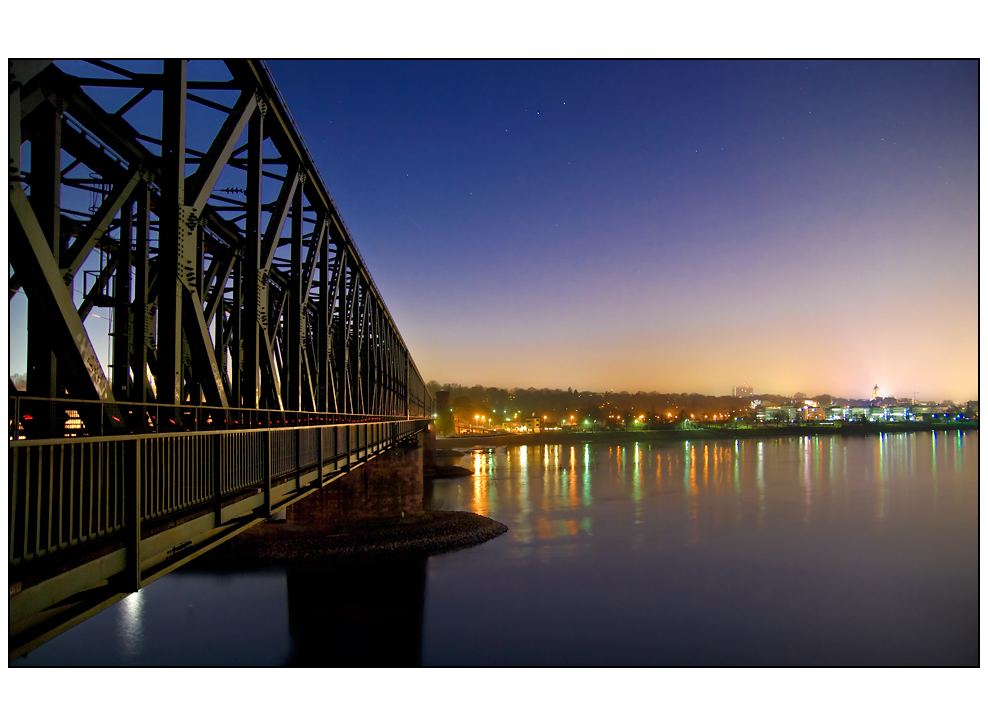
[156,60,187,407]
[24,96,63,398]
[285,176,304,411]
[241,103,264,409]
[10,59,431,423]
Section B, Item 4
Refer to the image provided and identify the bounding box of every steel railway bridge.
[8,59,434,659]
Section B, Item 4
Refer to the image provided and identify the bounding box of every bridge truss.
[8,60,433,658]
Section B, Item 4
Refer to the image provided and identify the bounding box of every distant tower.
[733,383,752,398]
[872,384,880,401]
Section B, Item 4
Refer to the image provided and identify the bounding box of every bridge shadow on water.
[282,444,430,666]
[285,557,428,666]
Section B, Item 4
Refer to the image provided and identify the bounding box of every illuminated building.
[827,406,850,421]
[888,406,909,421]
[849,407,869,421]
[868,406,887,422]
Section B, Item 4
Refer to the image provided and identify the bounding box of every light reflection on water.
[118,590,144,662]
[438,431,975,540]
[424,431,977,665]
[15,571,291,667]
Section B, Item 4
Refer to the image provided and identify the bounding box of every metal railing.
[9,438,130,565]
[9,419,428,568]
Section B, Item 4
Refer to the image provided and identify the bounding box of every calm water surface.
[15,431,978,666]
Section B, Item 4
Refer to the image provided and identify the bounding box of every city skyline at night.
[262,59,978,403]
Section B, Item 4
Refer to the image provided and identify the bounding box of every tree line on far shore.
[425,382,849,426]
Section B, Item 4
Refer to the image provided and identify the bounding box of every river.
[13,430,978,666]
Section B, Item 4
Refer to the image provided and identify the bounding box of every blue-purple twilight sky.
[265,60,978,402]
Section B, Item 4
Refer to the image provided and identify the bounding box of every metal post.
[130,439,142,591]
[214,431,224,526]
[344,425,351,472]
[318,424,324,487]
[264,430,272,517]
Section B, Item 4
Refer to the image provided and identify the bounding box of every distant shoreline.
[435,421,978,449]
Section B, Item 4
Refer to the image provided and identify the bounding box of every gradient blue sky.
[263,60,978,402]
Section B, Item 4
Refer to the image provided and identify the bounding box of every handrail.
[10,394,430,441]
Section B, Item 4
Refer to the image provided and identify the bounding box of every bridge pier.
[286,431,425,528]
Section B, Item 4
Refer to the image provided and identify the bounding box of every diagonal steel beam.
[261,327,284,411]
[42,66,157,175]
[204,251,236,327]
[182,288,230,407]
[60,168,141,283]
[201,252,221,300]
[302,218,326,306]
[185,91,257,215]
[302,343,316,412]
[9,184,115,403]
[78,254,118,321]
[261,167,299,271]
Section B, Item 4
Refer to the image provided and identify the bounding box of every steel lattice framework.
[9,59,431,433]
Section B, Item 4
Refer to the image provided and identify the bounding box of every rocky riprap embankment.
[193,511,507,566]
